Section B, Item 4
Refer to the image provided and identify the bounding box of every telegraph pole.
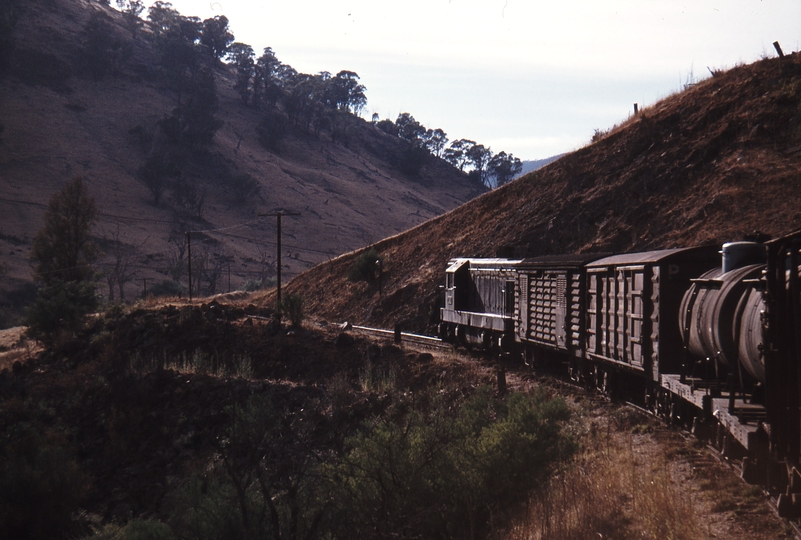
[259,210,300,315]
[186,231,192,301]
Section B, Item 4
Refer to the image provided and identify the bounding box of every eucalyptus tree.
[488,151,523,188]
[395,113,425,146]
[116,0,144,36]
[328,70,366,115]
[467,143,493,186]
[226,42,255,104]
[422,128,448,157]
[200,15,233,59]
[443,138,476,170]
[254,47,282,109]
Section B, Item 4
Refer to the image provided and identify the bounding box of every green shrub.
[347,248,382,284]
[25,280,98,345]
[167,474,252,540]
[395,145,427,176]
[256,111,288,153]
[168,395,325,540]
[103,302,127,321]
[226,173,259,204]
[375,118,396,135]
[279,292,304,327]
[326,388,576,539]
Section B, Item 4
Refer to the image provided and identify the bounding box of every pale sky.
[163,0,801,161]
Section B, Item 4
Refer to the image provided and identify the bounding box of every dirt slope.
[0,0,484,319]
[282,53,801,332]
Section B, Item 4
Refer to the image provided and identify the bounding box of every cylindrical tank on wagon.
[737,263,801,383]
[680,263,764,367]
[679,242,765,371]
[736,286,766,382]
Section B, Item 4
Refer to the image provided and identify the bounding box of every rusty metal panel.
[609,267,644,368]
[603,271,615,360]
[587,246,718,377]
[517,255,604,356]
[570,272,584,351]
[468,266,518,316]
[587,271,601,355]
[521,269,582,352]
[556,274,567,348]
[628,269,645,367]
[649,267,660,380]
[529,272,557,345]
[518,274,529,340]
[587,265,648,373]
[615,269,625,362]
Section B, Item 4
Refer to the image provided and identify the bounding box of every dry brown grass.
[0,326,41,371]
[506,415,702,540]
[288,53,801,333]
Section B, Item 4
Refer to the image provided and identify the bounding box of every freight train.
[438,230,801,518]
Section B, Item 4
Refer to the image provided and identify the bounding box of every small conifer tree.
[27,178,99,344]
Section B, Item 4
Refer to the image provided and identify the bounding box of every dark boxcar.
[585,247,719,381]
[440,258,521,349]
[516,253,608,357]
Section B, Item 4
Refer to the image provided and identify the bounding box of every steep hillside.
[282,53,801,332]
[518,154,564,177]
[0,0,484,322]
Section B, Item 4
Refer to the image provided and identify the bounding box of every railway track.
[347,322,798,531]
[700,437,801,539]
[623,400,801,538]
[351,325,448,350]
[352,324,800,536]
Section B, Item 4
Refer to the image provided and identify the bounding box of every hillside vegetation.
[0,3,797,538]
[0,0,486,325]
[282,52,801,332]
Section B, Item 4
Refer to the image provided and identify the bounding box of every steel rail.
[351,325,448,350]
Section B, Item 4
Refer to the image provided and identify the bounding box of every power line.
[1,195,337,258]
[0,196,183,224]
[188,217,269,234]
[3,197,323,295]
[209,229,336,257]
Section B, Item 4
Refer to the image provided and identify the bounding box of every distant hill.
[0,0,485,325]
[517,155,564,178]
[281,53,801,332]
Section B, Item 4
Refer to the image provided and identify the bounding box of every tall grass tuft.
[358,359,396,392]
[127,348,252,379]
[506,418,702,540]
